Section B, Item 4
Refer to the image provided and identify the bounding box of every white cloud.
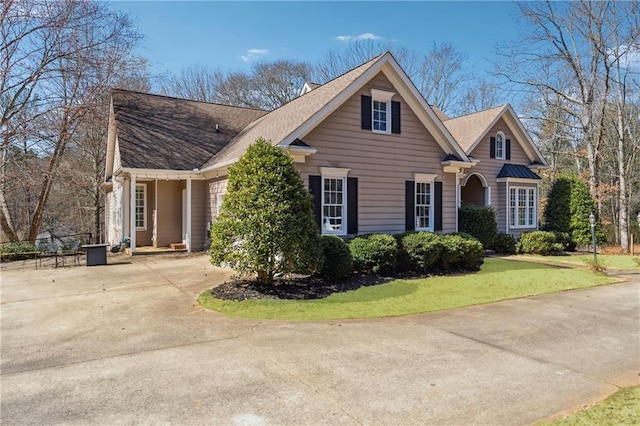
[334,33,383,43]
[606,45,640,70]
[241,48,269,62]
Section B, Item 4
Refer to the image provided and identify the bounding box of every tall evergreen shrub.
[542,175,605,246]
[209,138,321,284]
[458,205,497,249]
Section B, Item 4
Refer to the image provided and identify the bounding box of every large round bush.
[438,234,484,271]
[319,236,353,279]
[349,234,398,275]
[490,233,516,255]
[399,231,442,273]
[516,231,562,255]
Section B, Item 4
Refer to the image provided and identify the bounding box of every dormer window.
[495,132,505,160]
[373,100,388,132]
[361,89,401,134]
[490,131,511,160]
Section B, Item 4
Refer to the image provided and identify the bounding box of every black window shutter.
[505,139,511,160]
[434,181,443,231]
[405,180,415,231]
[391,101,401,134]
[489,137,496,159]
[361,95,372,130]
[347,177,358,234]
[309,175,322,229]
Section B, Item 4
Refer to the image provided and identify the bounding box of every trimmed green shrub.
[319,236,353,279]
[349,234,398,275]
[551,231,576,252]
[399,231,443,273]
[458,206,498,249]
[439,234,484,271]
[0,242,38,261]
[393,231,415,272]
[516,231,562,255]
[491,233,516,255]
[542,175,605,246]
[209,138,321,284]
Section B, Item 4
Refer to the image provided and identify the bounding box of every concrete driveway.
[1,253,638,425]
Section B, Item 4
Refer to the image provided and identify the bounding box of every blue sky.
[108,1,523,78]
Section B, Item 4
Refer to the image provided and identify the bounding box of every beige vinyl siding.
[466,119,537,237]
[207,178,228,221]
[190,180,207,252]
[156,180,182,247]
[469,118,531,164]
[496,182,507,233]
[135,181,154,246]
[296,72,457,234]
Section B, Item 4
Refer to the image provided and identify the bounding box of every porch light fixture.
[589,212,597,264]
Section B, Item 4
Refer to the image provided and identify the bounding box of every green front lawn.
[538,386,640,425]
[514,254,640,270]
[198,258,617,321]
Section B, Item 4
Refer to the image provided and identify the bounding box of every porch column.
[186,178,192,252]
[129,175,136,254]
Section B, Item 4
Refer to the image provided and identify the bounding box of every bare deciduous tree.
[499,0,640,250]
[161,59,314,111]
[416,42,469,115]
[1,0,142,243]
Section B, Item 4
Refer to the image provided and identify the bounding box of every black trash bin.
[82,244,108,266]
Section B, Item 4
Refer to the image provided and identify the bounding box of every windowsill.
[509,225,536,229]
[415,227,433,232]
[136,227,147,231]
[322,225,346,236]
[372,129,390,135]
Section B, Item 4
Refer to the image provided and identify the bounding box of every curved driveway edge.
[1,254,638,425]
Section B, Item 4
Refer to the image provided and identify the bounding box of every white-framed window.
[373,100,388,132]
[216,193,225,217]
[509,186,536,228]
[320,167,350,236]
[135,183,146,230]
[371,89,394,134]
[414,173,437,231]
[495,131,505,159]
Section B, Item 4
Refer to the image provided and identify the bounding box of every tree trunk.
[617,96,629,253]
[27,119,72,244]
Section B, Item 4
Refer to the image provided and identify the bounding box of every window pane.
[415,182,431,230]
[322,177,345,233]
[135,185,145,228]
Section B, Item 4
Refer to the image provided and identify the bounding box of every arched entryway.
[461,173,489,207]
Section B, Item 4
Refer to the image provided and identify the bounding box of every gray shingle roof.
[442,105,506,153]
[497,164,542,180]
[112,89,267,170]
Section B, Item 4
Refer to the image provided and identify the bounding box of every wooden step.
[169,243,187,250]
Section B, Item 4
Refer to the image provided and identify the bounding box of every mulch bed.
[211,272,422,301]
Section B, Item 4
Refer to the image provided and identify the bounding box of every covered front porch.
[461,173,490,207]
[122,170,207,255]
